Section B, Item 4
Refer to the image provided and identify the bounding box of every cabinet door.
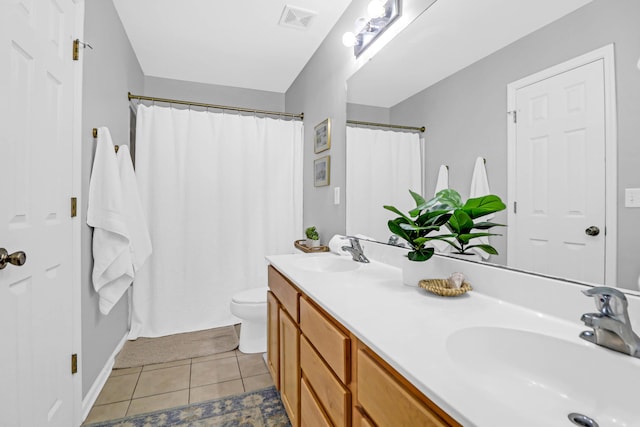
[280,308,300,427]
[267,291,280,389]
[300,377,332,427]
[358,349,450,427]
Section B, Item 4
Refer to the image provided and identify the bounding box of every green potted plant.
[305,226,320,247]
[431,189,506,257]
[384,190,455,262]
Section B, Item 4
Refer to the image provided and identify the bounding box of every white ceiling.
[112,0,352,93]
[347,0,593,108]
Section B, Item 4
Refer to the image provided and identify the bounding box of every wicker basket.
[418,278,472,297]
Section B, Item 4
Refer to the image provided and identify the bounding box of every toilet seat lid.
[232,287,267,304]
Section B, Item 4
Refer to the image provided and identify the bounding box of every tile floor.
[84,346,273,424]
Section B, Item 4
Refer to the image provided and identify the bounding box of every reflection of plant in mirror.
[383,190,455,262]
[432,189,506,256]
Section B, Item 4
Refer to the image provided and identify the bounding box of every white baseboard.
[81,332,129,422]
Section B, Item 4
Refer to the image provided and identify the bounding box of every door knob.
[585,226,600,236]
[0,248,27,269]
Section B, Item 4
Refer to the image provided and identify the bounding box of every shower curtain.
[130,104,303,338]
[346,126,422,242]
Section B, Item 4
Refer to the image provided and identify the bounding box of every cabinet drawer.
[301,336,350,427]
[300,377,332,427]
[269,266,299,320]
[300,297,350,383]
[357,349,450,427]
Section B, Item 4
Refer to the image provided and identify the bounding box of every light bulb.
[367,0,386,18]
[342,32,357,47]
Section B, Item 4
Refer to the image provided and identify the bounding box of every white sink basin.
[446,326,640,426]
[294,256,361,273]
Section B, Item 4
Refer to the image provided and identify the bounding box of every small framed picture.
[314,118,331,153]
[314,155,330,187]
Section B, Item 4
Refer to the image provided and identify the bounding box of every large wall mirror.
[345,0,640,290]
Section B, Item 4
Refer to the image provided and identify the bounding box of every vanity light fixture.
[342,0,400,57]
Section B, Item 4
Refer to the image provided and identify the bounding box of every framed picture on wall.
[314,118,331,153]
[314,155,330,187]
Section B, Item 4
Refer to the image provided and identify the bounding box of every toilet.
[230,287,268,354]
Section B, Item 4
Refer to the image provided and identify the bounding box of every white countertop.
[266,252,640,427]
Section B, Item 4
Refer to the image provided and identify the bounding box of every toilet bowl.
[230,287,268,354]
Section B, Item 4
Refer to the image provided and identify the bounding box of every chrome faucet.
[341,237,370,263]
[579,286,640,358]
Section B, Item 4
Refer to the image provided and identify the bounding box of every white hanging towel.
[469,157,493,259]
[116,145,152,271]
[433,164,449,195]
[431,165,451,253]
[87,127,134,315]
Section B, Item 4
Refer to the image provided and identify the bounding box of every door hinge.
[70,197,77,218]
[508,110,517,123]
[513,201,517,213]
[72,39,79,61]
[71,354,78,374]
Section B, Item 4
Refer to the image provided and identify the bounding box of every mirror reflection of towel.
[434,164,449,195]
[431,165,451,253]
[469,157,493,259]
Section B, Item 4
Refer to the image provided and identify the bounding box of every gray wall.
[347,103,390,123]
[390,0,640,288]
[286,0,436,244]
[144,76,284,112]
[81,0,144,396]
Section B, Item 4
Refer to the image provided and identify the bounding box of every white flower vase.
[306,238,320,248]
[401,257,434,287]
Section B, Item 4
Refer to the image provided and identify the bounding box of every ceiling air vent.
[279,5,317,30]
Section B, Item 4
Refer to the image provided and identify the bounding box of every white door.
[510,60,606,283]
[0,0,77,426]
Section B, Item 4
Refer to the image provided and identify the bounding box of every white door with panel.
[0,0,77,425]
[510,60,606,283]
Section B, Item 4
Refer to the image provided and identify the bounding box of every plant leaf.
[415,210,451,227]
[383,205,416,224]
[387,220,414,248]
[399,223,441,233]
[461,195,506,219]
[408,247,434,262]
[457,232,499,244]
[448,209,474,234]
[409,190,426,207]
[463,244,499,255]
[471,221,506,230]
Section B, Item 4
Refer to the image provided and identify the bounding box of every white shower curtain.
[130,104,303,338]
[346,126,422,242]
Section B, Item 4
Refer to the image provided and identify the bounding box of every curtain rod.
[127,92,304,120]
[347,119,425,133]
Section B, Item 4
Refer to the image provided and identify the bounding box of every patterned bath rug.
[84,386,291,427]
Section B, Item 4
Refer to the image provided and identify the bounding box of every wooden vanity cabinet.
[268,266,300,426]
[268,265,460,427]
